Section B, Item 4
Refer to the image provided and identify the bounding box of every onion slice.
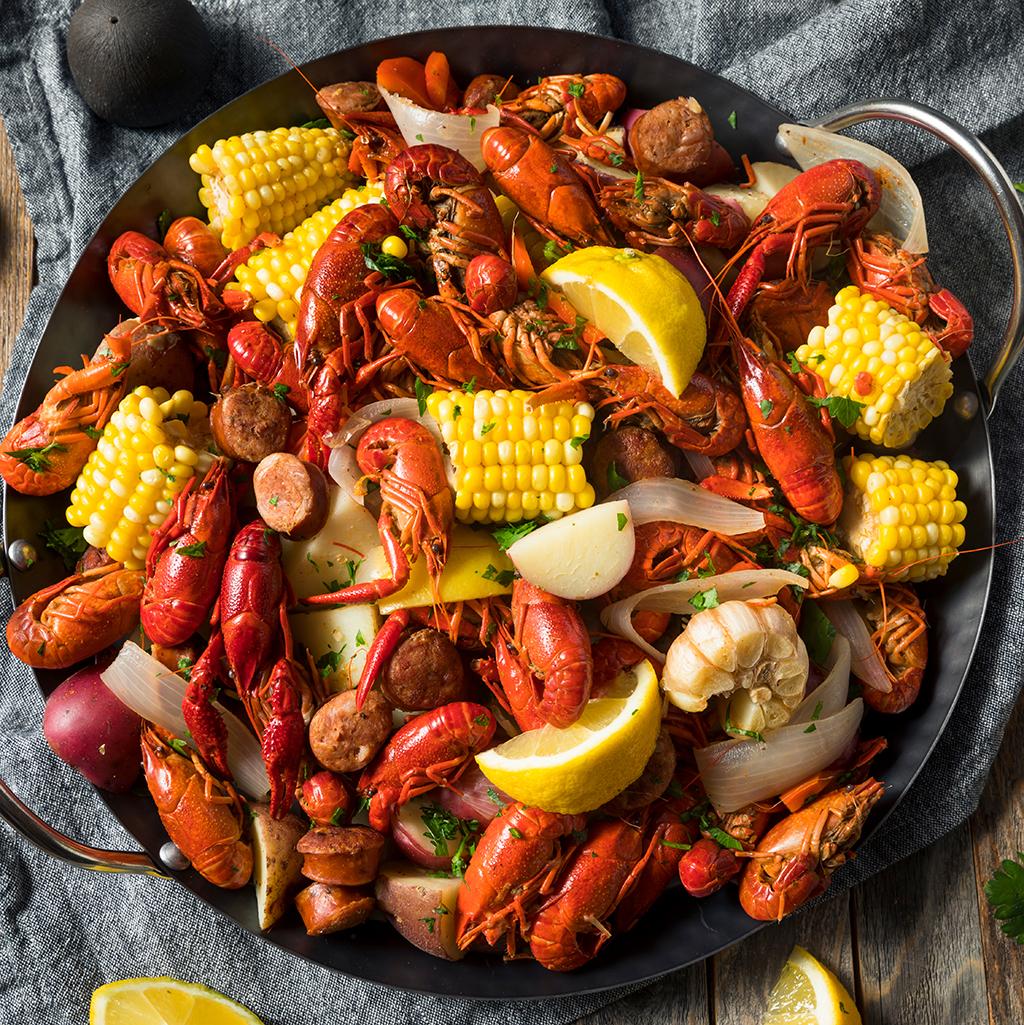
[823,599,892,693]
[790,633,851,724]
[778,123,928,254]
[379,85,499,171]
[101,642,270,799]
[607,478,764,535]
[696,698,864,813]
[600,568,809,661]
[682,451,716,481]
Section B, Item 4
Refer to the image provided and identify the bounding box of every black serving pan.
[3,25,1024,1001]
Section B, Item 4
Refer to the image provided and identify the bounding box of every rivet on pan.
[954,392,979,421]
[159,841,190,871]
[7,539,37,572]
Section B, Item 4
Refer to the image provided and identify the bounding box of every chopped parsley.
[38,521,88,572]
[800,600,836,665]
[176,656,194,682]
[360,241,416,282]
[168,737,190,757]
[616,512,628,532]
[300,117,331,129]
[606,461,629,493]
[542,239,573,263]
[414,376,430,416]
[268,495,279,507]
[272,383,290,402]
[710,209,721,227]
[486,787,507,808]
[482,563,516,587]
[808,394,865,430]
[633,170,645,200]
[660,839,692,851]
[461,377,477,395]
[569,434,589,449]
[689,586,719,611]
[567,81,585,98]
[480,421,496,435]
[759,398,774,418]
[727,110,738,129]
[725,716,765,743]
[4,441,67,474]
[355,630,366,647]
[508,827,524,840]
[493,520,540,551]
[176,540,207,558]
[316,648,345,677]
[707,826,743,851]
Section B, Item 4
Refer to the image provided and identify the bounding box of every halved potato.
[375,862,464,960]
[250,804,306,930]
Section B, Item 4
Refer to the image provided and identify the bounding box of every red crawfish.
[456,802,584,953]
[739,779,884,921]
[861,585,928,714]
[464,253,518,316]
[140,724,253,889]
[385,144,508,301]
[678,802,772,898]
[500,73,626,139]
[487,579,593,730]
[226,321,309,413]
[6,563,144,670]
[140,456,234,647]
[161,216,229,278]
[357,702,496,832]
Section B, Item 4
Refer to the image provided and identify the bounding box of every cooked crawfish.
[0,330,131,495]
[739,779,884,921]
[861,585,928,713]
[140,724,253,889]
[501,73,626,139]
[6,563,144,670]
[748,278,834,353]
[227,321,309,413]
[488,298,592,387]
[678,802,772,898]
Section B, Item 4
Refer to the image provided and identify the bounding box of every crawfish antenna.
[259,36,320,96]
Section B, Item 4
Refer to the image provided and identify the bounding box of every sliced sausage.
[462,73,519,109]
[296,882,375,934]
[629,97,716,181]
[297,824,386,885]
[591,426,677,497]
[210,382,291,464]
[381,629,467,711]
[254,453,330,540]
[316,82,383,126]
[602,726,676,815]
[149,637,205,677]
[309,689,393,773]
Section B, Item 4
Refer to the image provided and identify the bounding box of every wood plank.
[0,116,34,370]
[579,963,709,1025]
[713,894,854,1024]
[855,821,988,1024]
[970,689,1024,1025]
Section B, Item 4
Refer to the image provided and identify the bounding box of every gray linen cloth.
[2,2,1023,1022]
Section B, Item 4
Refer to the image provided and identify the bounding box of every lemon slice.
[542,246,706,398]
[90,978,264,1025]
[764,946,862,1025]
[475,659,661,813]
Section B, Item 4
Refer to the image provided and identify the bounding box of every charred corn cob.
[427,389,597,524]
[66,387,215,570]
[795,284,953,449]
[189,126,355,250]
[231,181,387,339]
[838,453,967,582]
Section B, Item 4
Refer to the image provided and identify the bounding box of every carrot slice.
[424,51,459,110]
[376,57,433,110]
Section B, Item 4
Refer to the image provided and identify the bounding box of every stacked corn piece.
[232,180,387,339]
[795,284,953,449]
[66,387,214,570]
[189,125,355,250]
[428,388,597,524]
[839,453,967,582]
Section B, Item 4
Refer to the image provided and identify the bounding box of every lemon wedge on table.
[763,946,862,1025]
[475,659,661,814]
[90,978,263,1025]
[541,246,706,398]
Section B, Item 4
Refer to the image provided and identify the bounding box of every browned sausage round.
[462,73,519,109]
[253,453,330,539]
[295,882,375,934]
[309,689,393,773]
[149,637,204,677]
[110,319,197,395]
[629,97,715,181]
[210,382,291,464]
[316,81,383,125]
[602,725,676,815]
[380,629,467,710]
[591,426,677,497]
[297,825,386,885]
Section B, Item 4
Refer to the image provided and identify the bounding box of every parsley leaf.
[633,170,645,200]
[725,716,765,743]
[1015,183,1024,194]
[316,648,345,677]
[480,421,496,435]
[493,520,540,551]
[808,394,865,430]
[689,586,719,611]
[414,377,430,416]
[4,441,67,473]
[38,521,88,572]
[660,839,692,851]
[168,737,190,757]
[360,242,415,281]
[759,398,774,418]
[567,81,585,98]
[606,461,629,493]
[300,117,331,129]
[569,434,589,449]
[707,826,743,851]
[985,852,1024,943]
[727,110,738,129]
[176,540,207,558]
[461,377,477,395]
[800,600,836,665]
[710,209,721,227]
[616,512,628,532]
[482,563,516,587]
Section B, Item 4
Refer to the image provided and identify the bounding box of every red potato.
[435,763,510,826]
[391,793,475,871]
[43,664,142,792]
[375,862,464,960]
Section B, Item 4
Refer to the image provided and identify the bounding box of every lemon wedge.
[542,246,706,398]
[763,946,862,1025]
[90,978,263,1025]
[475,659,661,813]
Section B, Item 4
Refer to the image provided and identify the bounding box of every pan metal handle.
[0,776,164,877]
[789,98,1024,417]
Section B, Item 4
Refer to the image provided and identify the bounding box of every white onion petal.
[600,568,809,661]
[101,642,270,799]
[823,599,892,693]
[607,478,764,535]
[379,85,499,171]
[682,451,716,482]
[790,633,851,724]
[696,698,864,813]
[778,123,927,254]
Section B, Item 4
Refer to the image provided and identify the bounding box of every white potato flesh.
[705,161,800,223]
[507,500,635,600]
[289,604,379,693]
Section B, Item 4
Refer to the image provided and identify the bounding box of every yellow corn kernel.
[381,235,409,259]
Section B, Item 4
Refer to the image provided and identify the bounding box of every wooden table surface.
[1,115,1021,1024]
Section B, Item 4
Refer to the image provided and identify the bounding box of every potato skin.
[250,804,307,930]
[309,689,393,773]
[210,383,291,463]
[254,453,330,540]
[297,825,385,885]
[381,629,467,711]
[375,862,464,960]
[295,882,375,935]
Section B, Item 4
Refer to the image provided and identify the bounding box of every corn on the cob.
[795,284,953,449]
[232,181,387,339]
[427,389,597,524]
[839,452,967,582]
[189,126,355,250]
[66,387,215,570]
